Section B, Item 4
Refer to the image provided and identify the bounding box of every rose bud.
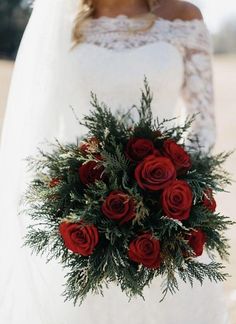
[79,160,105,185]
[101,191,136,225]
[202,188,216,212]
[59,220,99,256]
[153,130,162,138]
[49,177,60,188]
[128,233,161,269]
[162,139,191,175]
[135,155,176,191]
[126,138,159,162]
[186,229,207,257]
[161,180,193,221]
[79,137,100,155]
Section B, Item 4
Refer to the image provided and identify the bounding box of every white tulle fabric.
[0,0,229,323]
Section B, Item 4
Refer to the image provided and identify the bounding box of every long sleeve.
[181,23,216,153]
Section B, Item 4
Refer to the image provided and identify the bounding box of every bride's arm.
[180,19,216,153]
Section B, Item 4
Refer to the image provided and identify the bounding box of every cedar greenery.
[20,77,235,306]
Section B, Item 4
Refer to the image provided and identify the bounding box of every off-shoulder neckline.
[88,14,207,27]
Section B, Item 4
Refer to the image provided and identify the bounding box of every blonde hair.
[72,0,160,47]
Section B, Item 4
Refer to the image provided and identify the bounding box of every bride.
[0,0,231,323]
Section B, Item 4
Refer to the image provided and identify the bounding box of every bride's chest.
[71,41,184,107]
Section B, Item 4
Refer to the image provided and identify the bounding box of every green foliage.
[21,78,235,305]
[184,150,234,200]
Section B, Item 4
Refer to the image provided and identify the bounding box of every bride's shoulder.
[177,1,203,21]
[151,1,210,53]
[153,0,203,22]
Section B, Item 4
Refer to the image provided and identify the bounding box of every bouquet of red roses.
[21,78,234,305]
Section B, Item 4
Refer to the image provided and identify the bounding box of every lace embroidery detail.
[81,15,211,52]
[181,48,216,153]
[80,15,216,152]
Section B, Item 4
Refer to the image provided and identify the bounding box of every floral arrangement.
[21,78,234,306]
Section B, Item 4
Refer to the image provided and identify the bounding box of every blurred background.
[0,0,236,322]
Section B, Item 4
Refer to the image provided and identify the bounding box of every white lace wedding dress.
[0,1,230,323]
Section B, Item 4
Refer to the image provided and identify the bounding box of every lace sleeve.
[180,21,216,153]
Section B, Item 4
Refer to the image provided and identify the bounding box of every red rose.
[128,233,161,269]
[126,138,159,162]
[59,220,99,256]
[101,191,136,225]
[202,188,216,212]
[49,177,60,188]
[79,160,105,185]
[187,229,206,257]
[161,180,193,221]
[135,155,176,191]
[79,137,100,155]
[162,139,191,174]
